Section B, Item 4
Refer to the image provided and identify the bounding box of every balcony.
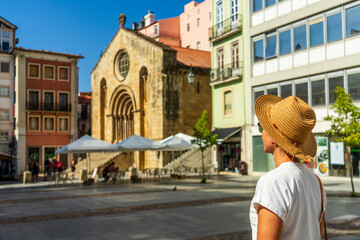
[210,62,243,85]
[26,102,72,112]
[209,14,242,42]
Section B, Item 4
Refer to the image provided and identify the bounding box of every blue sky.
[2,0,204,92]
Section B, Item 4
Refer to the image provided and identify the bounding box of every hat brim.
[255,95,317,160]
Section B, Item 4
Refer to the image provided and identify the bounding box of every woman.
[71,159,76,180]
[31,158,39,182]
[250,95,326,240]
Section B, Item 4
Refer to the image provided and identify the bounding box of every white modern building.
[247,0,360,177]
[0,17,17,157]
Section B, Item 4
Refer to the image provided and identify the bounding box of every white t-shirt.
[249,162,326,240]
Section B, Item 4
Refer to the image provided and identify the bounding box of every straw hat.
[255,95,317,160]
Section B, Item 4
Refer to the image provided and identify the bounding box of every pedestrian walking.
[250,95,327,240]
[31,158,39,182]
[71,158,76,180]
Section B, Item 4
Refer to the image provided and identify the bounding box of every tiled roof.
[78,95,91,104]
[171,46,211,69]
[12,47,84,59]
[124,28,176,51]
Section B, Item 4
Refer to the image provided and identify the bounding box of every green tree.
[325,87,360,194]
[191,110,218,183]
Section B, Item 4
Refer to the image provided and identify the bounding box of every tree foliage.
[191,110,218,180]
[325,87,360,147]
[325,86,359,194]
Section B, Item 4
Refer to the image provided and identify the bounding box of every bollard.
[23,171,32,184]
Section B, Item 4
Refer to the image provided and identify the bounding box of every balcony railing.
[209,14,242,41]
[26,102,71,112]
[210,62,243,83]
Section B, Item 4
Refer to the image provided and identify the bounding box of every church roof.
[171,46,211,69]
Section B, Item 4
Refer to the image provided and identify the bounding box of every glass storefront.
[218,142,241,172]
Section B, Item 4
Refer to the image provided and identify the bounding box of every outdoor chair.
[59,172,69,186]
[108,172,117,184]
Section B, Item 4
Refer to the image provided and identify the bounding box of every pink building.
[180,0,211,51]
[136,0,211,51]
[137,13,181,47]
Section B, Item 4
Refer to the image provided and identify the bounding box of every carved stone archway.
[109,86,136,143]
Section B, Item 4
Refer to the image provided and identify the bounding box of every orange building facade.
[12,48,83,174]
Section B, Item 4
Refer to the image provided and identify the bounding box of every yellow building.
[91,15,212,169]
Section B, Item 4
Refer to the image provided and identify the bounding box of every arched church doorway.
[110,88,135,143]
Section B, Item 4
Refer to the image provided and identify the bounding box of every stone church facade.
[91,15,212,169]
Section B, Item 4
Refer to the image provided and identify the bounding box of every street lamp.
[187,64,195,84]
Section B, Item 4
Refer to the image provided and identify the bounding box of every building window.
[59,117,69,131]
[0,86,9,97]
[118,52,129,78]
[0,131,8,141]
[254,90,264,105]
[254,39,264,62]
[217,48,224,69]
[231,41,239,69]
[209,12,211,21]
[295,82,308,103]
[44,117,55,131]
[348,72,360,101]
[231,0,238,22]
[197,42,201,50]
[279,29,291,55]
[266,33,277,59]
[28,116,40,131]
[29,64,40,78]
[216,1,224,29]
[44,65,54,80]
[294,24,307,51]
[310,17,324,47]
[224,91,232,115]
[0,30,10,51]
[0,109,9,120]
[265,0,275,7]
[29,90,39,110]
[346,5,360,37]
[253,0,263,12]
[329,76,344,104]
[44,92,54,111]
[58,67,69,81]
[154,25,158,36]
[267,87,278,96]
[327,11,342,43]
[197,18,200,27]
[281,84,292,98]
[59,92,69,111]
[187,23,190,31]
[311,79,325,106]
[0,62,9,72]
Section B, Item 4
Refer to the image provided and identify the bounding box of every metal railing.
[210,62,243,83]
[26,102,71,112]
[209,14,242,40]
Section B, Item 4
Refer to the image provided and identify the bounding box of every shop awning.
[211,127,241,142]
[0,152,17,161]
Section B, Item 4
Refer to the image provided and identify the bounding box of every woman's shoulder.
[259,163,299,184]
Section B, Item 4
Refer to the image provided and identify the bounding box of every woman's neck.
[273,147,300,168]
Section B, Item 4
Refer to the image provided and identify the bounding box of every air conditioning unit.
[210,69,218,81]
[223,68,232,79]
